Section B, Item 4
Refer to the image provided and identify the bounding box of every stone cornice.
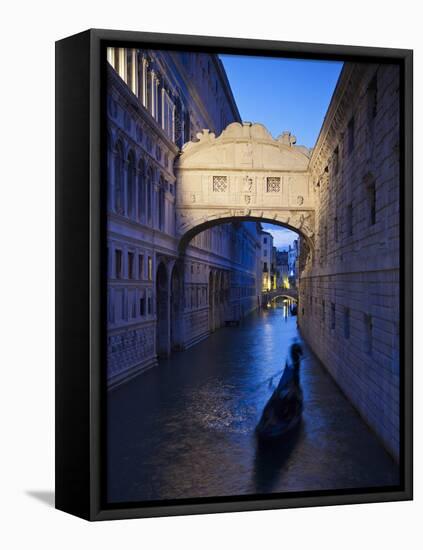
[178,122,311,169]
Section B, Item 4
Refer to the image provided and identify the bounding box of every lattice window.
[267,177,281,192]
[212,175,227,192]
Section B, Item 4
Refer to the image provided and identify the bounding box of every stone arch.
[127,149,136,219]
[158,174,166,231]
[146,164,154,225]
[156,261,169,357]
[363,171,377,226]
[270,293,298,302]
[175,122,316,269]
[170,263,183,351]
[177,216,314,275]
[137,157,145,222]
[208,269,216,333]
[215,271,223,330]
[113,139,124,214]
[107,130,114,211]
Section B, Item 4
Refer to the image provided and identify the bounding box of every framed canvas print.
[55,29,413,521]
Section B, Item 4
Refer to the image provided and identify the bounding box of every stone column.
[157,77,163,126]
[130,48,138,95]
[161,87,166,131]
[118,48,126,81]
[150,70,156,118]
[155,76,160,122]
[172,104,176,142]
[136,51,142,103]
[142,56,148,107]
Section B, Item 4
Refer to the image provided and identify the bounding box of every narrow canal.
[107,303,400,504]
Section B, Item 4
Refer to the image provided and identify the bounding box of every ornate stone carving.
[277,131,297,146]
[176,121,316,243]
[243,176,254,193]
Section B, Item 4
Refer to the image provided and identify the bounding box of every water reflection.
[253,421,304,494]
[108,304,399,504]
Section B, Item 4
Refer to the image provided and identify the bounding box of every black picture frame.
[55,28,413,521]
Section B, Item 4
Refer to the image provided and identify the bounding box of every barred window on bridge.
[213,175,228,192]
[266,177,281,192]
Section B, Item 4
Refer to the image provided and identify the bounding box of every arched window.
[146,167,153,225]
[107,132,113,212]
[154,175,159,228]
[365,174,377,226]
[158,178,166,232]
[113,140,124,214]
[127,150,136,219]
[137,158,145,222]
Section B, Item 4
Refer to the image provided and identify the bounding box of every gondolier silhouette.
[256,340,304,440]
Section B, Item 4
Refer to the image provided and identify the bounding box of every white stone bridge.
[262,288,298,305]
[175,122,316,265]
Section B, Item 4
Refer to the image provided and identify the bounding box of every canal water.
[107,303,399,504]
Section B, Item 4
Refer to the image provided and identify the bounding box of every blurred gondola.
[256,341,303,440]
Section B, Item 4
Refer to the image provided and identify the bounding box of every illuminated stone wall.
[106,49,262,388]
[298,63,401,460]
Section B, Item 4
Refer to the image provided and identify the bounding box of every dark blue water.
[107,306,399,503]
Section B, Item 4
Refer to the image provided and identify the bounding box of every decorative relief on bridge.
[176,122,316,248]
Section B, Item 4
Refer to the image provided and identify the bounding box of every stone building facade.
[275,250,289,289]
[260,231,275,291]
[298,63,400,459]
[106,48,261,388]
[106,49,401,461]
[288,239,299,288]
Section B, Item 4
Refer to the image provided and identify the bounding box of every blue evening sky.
[220,54,343,250]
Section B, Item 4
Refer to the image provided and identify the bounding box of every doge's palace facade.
[106,48,261,387]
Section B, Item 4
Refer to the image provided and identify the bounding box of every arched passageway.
[170,265,183,351]
[208,271,215,332]
[175,122,316,259]
[155,120,315,359]
[178,216,312,261]
[156,262,169,357]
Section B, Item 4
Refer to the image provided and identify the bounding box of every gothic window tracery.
[127,150,136,219]
[159,177,166,231]
[137,159,145,221]
[146,167,153,224]
[113,140,124,214]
